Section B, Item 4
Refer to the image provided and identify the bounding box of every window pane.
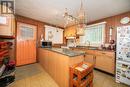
[79,23,105,46]
[0,16,7,24]
[20,26,34,40]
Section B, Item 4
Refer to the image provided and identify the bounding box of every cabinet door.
[85,54,96,66]
[0,15,15,36]
[64,26,76,37]
[95,55,115,74]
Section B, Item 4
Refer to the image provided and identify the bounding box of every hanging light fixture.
[63,0,86,36]
[76,0,86,36]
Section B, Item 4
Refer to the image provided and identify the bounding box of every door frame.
[16,22,38,66]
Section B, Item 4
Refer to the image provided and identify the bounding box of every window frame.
[0,16,7,25]
[79,22,106,47]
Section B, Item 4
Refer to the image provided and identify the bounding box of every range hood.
[66,36,76,39]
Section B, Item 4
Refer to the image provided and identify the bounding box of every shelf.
[0,50,9,57]
[0,35,15,39]
[0,40,15,86]
[70,62,94,87]
[0,41,12,64]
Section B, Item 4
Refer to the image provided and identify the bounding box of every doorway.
[16,22,37,66]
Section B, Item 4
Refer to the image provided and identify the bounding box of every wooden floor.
[9,63,59,87]
[9,63,128,87]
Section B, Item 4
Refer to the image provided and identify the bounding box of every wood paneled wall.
[88,11,130,43]
[15,11,130,57]
[65,11,130,43]
[16,15,64,46]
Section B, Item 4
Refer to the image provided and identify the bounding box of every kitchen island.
[38,48,85,87]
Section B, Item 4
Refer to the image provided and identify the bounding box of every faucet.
[85,40,90,47]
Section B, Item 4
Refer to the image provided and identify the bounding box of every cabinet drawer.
[86,50,95,55]
[95,51,115,58]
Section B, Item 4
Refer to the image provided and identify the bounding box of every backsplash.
[67,39,76,47]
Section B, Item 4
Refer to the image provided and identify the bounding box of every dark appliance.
[41,41,52,48]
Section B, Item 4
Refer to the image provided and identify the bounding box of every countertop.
[41,47,86,57]
[70,47,116,52]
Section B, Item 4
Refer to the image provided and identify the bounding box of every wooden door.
[16,22,37,66]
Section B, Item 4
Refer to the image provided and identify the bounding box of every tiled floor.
[9,63,128,87]
[93,70,128,87]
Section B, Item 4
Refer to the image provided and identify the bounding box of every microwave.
[41,41,52,48]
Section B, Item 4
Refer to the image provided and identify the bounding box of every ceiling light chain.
[64,0,86,35]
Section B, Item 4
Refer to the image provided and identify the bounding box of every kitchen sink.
[76,46,98,50]
[88,47,98,50]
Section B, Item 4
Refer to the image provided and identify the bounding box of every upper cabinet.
[45,25,63,44]
[64,26,76,37]
[0,15,15,37]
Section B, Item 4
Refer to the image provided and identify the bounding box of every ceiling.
[15,0,130,28]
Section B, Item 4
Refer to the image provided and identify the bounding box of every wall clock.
[120,17,130,24]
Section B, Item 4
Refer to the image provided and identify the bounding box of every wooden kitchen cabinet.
[71,48,96,65]
[95,51,115,74]
[71,48,115,74]
[85,49,96,66]
[64,25,76,37]
[85,54,96,66]
[0,15,15,37]
[38,48,84,87]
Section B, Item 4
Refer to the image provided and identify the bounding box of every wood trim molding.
[15,15,64,29]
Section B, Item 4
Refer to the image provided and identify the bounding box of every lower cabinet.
[38,48,84,87]
[95,55,115,74]
[92,51,115,74]
[84,54,96,66]
[71,48,115,74]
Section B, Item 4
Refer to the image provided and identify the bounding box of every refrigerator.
[116,25,130,86]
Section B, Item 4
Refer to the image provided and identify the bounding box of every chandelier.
[63,0,86,36]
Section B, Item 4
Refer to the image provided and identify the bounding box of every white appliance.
[116,26,130,86]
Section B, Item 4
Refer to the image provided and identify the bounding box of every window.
[45,25,63,44]
[0,16,7,25]
[79,22,106,47]
[19,23,36,40]
[20,26,34,40]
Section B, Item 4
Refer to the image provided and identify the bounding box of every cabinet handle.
[93,56,96,66]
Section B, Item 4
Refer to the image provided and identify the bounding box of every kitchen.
[0,0,130,87]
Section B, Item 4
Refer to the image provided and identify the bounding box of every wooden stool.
[70,62,94,87]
